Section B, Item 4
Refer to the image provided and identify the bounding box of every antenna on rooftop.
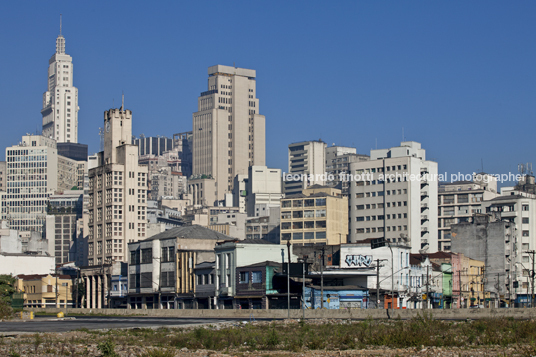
[99,127,104,151]
[60,14,62,36]
[519,163,533,176]
[122,91,124,110]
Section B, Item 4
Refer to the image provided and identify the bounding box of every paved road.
[0,316,256,334]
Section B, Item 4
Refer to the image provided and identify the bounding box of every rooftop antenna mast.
[122,91,124,110]
[60,14,62,35]
[518,163,533,176]
[99,127,104,152]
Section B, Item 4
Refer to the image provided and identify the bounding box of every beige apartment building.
[438,174,499,251]
[280,186,348,245]
[193,65,266,202]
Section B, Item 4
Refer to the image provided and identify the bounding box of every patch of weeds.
[264,328,279,349]
[33,333,43,353]
[97,338,119,357]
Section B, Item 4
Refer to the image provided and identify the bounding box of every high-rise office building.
[348,141,438,253]
[45,190,83,265]
[41,22,79,143]
[86,108,148,266]
[5,135,80,234]
[193,65,266,202]
[325,145,369,196]
[284,140,327,196]
[438,174,498,251]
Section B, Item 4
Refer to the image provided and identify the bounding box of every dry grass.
[3,314,536,356]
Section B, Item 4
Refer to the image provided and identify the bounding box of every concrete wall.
[27,306,536,320]
[0,254,55,275]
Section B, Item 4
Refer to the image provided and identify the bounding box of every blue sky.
[1,1,535,185]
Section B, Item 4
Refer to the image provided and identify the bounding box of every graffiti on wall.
[344,254,373,267]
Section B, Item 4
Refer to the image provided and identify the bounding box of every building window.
[239,271,249,284]
[141,248,152,263]
[252,271,262,284]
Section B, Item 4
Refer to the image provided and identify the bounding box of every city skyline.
[1,2,535,185]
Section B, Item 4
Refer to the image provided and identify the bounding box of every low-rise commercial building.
[127,225,231,309]
[16,273,74,308]
[214,239,298,309]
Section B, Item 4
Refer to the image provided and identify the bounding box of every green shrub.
[97,339,119,357]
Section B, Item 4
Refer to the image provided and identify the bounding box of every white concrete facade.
[348,141,439,253]
[5,135,77,234]
[193,65,266,201]
[214,241,297,301]
[284,140,327,196]
[0,253,55,276]
[340,243,428,309]
[245,166,283,217]
[41,28,79,143]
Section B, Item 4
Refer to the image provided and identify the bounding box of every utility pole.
[389,244,394,312]
[375,259,387,309]
[370,238,387,308]
[529,250,536,308]
[423,263,429,310]
[458,269,463,308]
[320,246,325,309]
[376,259,381,309]
[302,258,305,320]
[287,240,291,317]
[74,268,79,308]
[55,265,59,308]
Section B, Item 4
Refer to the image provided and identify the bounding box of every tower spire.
[56,14,65,54]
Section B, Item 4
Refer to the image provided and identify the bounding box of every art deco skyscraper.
[193,65,266,202]
[86,107,148,266]
[41,20,79,143]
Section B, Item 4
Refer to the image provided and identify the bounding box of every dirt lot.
[1,318,535,356]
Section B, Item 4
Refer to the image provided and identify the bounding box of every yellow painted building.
[428,252,489,308]
[280,185,348,245]
[16,274,74,308]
